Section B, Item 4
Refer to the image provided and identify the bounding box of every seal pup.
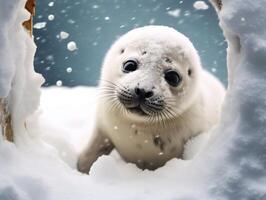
[77,26,225,173]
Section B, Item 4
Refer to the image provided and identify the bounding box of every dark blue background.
[33,0,227,87]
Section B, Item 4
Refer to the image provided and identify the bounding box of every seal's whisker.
[100,79,128,91]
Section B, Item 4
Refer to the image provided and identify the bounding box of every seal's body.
[78,26,225,173]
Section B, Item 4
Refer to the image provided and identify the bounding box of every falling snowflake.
[193,1,209,10]
[67,41,77,51]
[48,2,54,7]
[56,80,62,86]
[33,22,47,29]
[60,31,69,40]
[48,14,55,21]
[66,67,72,73]
[167,9,181,18]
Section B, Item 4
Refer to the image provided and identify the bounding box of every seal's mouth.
[128,106,148,116]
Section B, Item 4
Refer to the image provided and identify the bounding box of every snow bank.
[0,0,44,143]
[0,1,29,97]
[1,0,266,199]
[202,0,266,198]
[1,87,207,200]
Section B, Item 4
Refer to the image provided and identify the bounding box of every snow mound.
[0,87,207,200]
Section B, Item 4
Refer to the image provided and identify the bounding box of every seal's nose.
[134,87,154,99]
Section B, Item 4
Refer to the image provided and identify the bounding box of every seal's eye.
[164,70,182,87]
[122,60,138,73]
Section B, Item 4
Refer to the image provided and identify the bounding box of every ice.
[104,16,110,21]
[167,9,181,18]
[33,22,47,29]
[59,31,69,40]
[67,41,77,51]
[193,1,209,10]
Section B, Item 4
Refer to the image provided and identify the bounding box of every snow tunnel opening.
[6,0,266,198]
[28,0,228,172]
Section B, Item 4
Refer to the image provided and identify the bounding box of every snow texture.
[1,0,266,199]
[0,1,36,97]
[0,0,44,142]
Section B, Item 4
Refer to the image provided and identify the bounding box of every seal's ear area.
[175,47,188,62]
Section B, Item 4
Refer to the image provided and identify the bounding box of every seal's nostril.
[134,87,153,99]
[145,91,154,98]
[135,87,141,96]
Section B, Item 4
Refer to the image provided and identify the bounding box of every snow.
[1,0,266,199]
[33,22,47,29]
[59,31,69,40]
[0,0,43,132]
[193,1,209,10]
[0,1,37,97]
[48,2,54,7]
[48,14,54,21]
[92,5,99,9]
[2,87,205,199]
[67,41,77,51]
[167,9,181,18]
[56,80,63,87]
[66,67,72,73]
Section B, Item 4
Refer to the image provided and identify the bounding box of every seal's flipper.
[77,128,114,174]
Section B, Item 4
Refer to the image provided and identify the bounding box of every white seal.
[78,26,225,173]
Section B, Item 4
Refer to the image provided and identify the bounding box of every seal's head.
[100,26,202,123]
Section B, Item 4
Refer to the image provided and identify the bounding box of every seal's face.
[116,58,181,117]
[100,26,201,123]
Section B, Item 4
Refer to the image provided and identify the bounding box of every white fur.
[78,26,225,172]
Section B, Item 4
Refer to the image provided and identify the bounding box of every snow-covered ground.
[1,87,209,200]
[1,0,266,199]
